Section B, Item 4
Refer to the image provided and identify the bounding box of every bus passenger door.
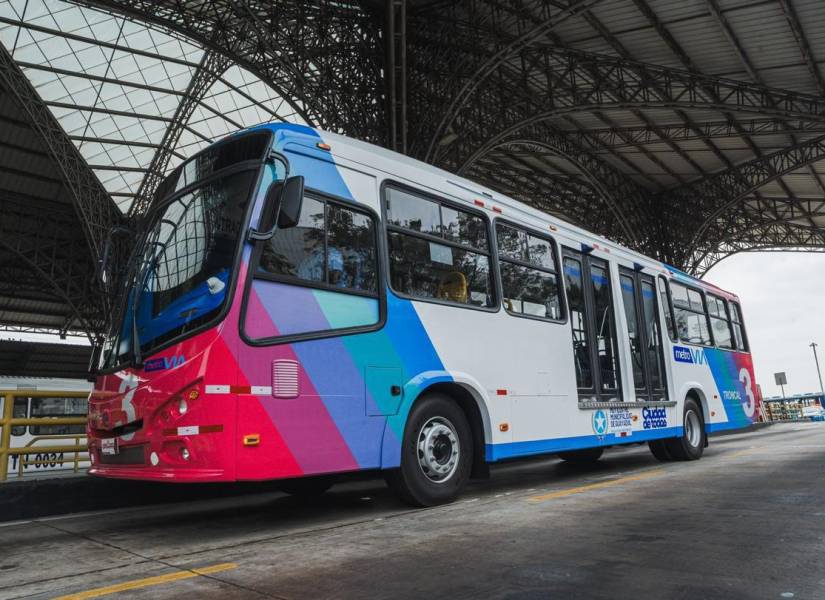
[562,249,622,403]
[618,269,668,402]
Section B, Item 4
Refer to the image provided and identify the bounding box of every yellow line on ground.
[528,469,666,503]
[726,448,757,460]
[53,563,237,600]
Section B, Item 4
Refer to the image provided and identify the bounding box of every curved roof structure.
[0,0,823,346]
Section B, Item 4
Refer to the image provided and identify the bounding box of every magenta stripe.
[226,285,359,474]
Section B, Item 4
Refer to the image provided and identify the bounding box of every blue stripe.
[706,421,750,433]
[486,427,683,461]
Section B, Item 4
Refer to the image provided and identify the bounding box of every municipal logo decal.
[592,409,608,436]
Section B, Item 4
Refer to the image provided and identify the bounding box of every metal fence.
[0,390,88,481]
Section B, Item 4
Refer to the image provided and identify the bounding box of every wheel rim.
[684,409,702,448]
[417,416,460,484]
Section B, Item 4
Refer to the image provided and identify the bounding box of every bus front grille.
[98,444,146,465]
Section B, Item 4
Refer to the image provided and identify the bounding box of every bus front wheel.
[386,394,473,507]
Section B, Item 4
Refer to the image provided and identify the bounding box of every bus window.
[496,222,562,320]
[385,186,493,308]
[707,294,734,349]
[640,279,666,394]
[563,256,593,390]
[29,397,87,435]
[11,397,27,436]
[671,282,711,345]
[620,274,646,391]
[249,194,380,340]
[658,277,676,340]
[730,301,749,351]
[258,196,378,293]
[590,262,620,392]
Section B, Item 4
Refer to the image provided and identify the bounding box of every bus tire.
[279,476,334,497]
[665,397,705,461]
[385,393,473,507]
[648,439,673,462]
[558,447,604,463]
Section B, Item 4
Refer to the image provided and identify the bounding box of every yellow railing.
[16,435,89,478]
[0,390,88,482]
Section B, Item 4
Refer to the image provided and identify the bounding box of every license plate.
[101,438,118,456]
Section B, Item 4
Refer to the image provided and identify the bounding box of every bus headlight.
[180,447,191,461]
[178,398,188,415]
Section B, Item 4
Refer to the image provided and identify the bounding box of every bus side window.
[658,277,677,341]
[707,295,734,349]
[247,193,381,340]
[11,397,27,436]
[670,282,712,345]
[730,301,749,352]
[385,185,494,308]
[30,397,87,435]
[496,222,563,320]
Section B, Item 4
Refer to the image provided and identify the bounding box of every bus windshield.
[99,132,271,370]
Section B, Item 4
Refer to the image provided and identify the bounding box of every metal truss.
[0,42,121,263]
[130,51,232,217]
[77,0,386,143]
[668,133,825,270]
[0,194,104,340]
[565,119,825,151]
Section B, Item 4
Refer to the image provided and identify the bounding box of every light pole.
[811,342,825,397]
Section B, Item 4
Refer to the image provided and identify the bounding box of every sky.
[706,252,825,398]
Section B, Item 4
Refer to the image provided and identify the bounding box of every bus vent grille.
[272,359,300,398]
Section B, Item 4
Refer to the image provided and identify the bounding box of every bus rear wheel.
[386,394,473,507]
[649,397,705,462]
[648,439,673,462]
[558,447,604,463]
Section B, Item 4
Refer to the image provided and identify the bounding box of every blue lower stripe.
[486,427,683,461]
[706,421,750,433]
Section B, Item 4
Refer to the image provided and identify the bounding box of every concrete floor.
[1,422,823,600]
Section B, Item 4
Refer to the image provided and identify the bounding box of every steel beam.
[130,50,231,217]
[0,42,121,263]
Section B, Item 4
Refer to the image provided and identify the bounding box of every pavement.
[0,422,823,600]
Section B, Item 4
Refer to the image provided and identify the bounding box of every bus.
[2,377,90,478]
[88,123,758,506]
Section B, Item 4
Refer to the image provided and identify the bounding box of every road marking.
[53,563,237,600]
[528,469,665,503]
[726,448,758,459]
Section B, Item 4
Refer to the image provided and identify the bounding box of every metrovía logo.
[673,345,705,365]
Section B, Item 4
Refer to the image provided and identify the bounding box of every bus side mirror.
[248,175,304,242]
[276,175,304,229]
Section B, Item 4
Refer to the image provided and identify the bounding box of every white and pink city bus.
[88,124,758,506]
